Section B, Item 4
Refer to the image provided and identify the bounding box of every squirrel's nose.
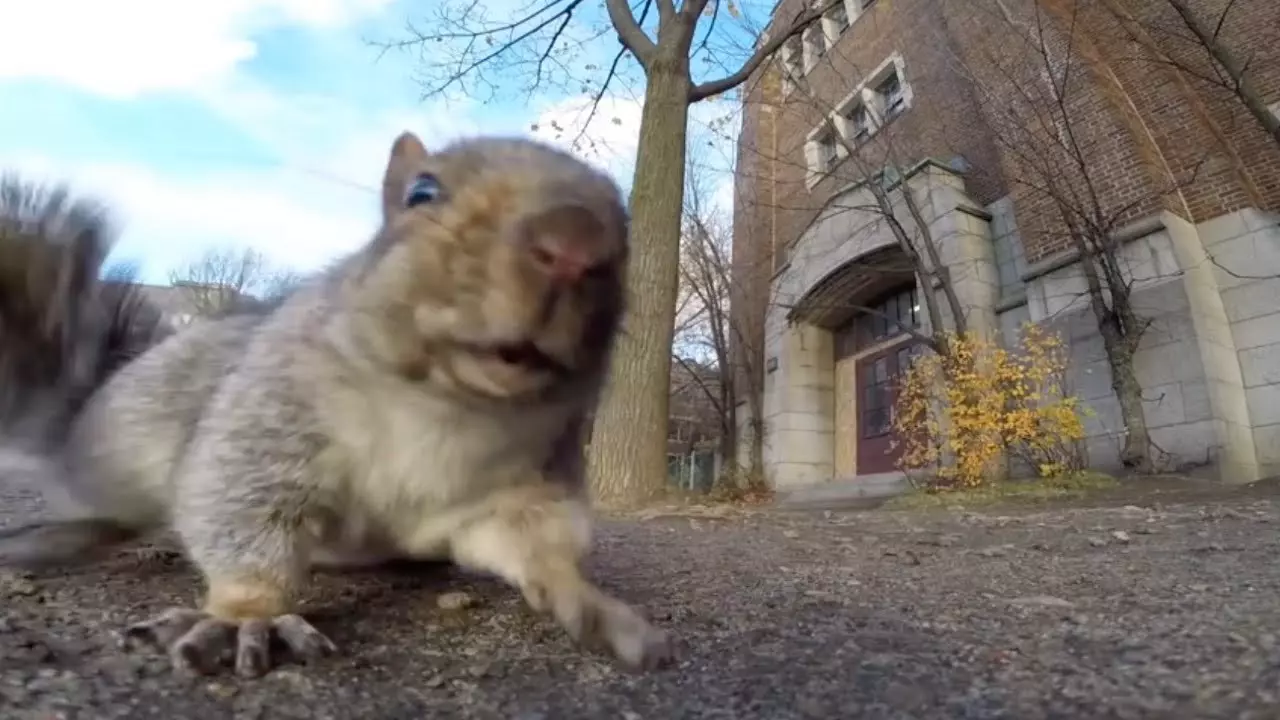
[519,204,611,285]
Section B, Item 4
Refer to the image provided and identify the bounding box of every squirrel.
[0,132,675,678]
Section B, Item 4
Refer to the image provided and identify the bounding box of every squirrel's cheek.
[412,304,466,341]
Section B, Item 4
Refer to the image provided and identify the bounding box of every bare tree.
[1102,0,1279,148]
[671,154,762,481]
[168,247,301,319]
[939,0,1239,472]
[377,0,846,504]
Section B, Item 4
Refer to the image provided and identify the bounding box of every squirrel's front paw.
[532,580,677,671]
[122,607,337,677]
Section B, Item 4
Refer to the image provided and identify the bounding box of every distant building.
[667,360,722,490]
[135,282,267,331]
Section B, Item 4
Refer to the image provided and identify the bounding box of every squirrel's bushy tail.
[0,173,168,566]
[0,172,168,449]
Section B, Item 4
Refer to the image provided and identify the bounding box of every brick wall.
[734,0,1280,278]
[729,60,781,416]
[940,0,1280,263]
[761,0,1009,269]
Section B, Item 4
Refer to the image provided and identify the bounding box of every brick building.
[730,0,1280,492]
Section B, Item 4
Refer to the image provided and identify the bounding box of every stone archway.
[787,245,920,480]
[757,160,1002,491]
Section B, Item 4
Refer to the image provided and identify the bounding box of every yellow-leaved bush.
[890,323,1088,489]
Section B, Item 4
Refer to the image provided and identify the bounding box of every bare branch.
[569,0,654,150]
[167,247,300,320]
[605,0,658,66]
[1158,0,1280,145]
[688,2,832,102]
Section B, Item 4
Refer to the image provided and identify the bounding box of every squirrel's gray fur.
[0,133,673,676]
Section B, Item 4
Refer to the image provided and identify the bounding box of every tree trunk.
[1099,317,1151,472]
[1075,239,1154,474]
[586,61,691,506]
[718,382,736,484]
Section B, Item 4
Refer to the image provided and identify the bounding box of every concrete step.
[774,471,911,510]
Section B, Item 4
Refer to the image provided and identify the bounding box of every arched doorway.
[833,283,927,475]
[784,245,927,479]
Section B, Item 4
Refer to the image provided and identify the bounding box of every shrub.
[891,323,1088,490]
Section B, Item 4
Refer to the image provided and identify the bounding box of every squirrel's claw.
[527,579,677,671]
[122,607,336,677]
[569,591,677,671]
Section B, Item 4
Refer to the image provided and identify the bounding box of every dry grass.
[598,471,775,520]
[883,471,1120,511]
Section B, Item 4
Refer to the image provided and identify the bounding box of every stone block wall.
[1022,215,1265,482]
[1204,210,1280,478]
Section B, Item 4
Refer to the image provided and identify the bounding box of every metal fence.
[667,449,717,493]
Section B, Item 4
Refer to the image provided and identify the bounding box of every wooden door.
[855,340,924,474]
[833,357,859,477]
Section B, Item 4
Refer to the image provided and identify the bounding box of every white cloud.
[0,86,523,285]
[529,91,742,222]
[193,78,496,191]
[530,94,645,186]
[0,0,394,99]
[0,0,748,285]
[8,153,380,282]
[0,0,514,283]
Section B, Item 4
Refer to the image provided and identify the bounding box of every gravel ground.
[3,481,1280,719]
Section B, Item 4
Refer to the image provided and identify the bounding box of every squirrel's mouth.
[480,340,570,377]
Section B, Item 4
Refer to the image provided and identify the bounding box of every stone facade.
[730,0,1280,490]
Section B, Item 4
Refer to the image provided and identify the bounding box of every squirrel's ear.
[381,131,430,223]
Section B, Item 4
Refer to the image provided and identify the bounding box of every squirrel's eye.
[405,173,443,207]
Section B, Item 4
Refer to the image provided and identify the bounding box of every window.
[827,54,911,150]
[781,36,803,94]
[802,24,826,72]
[803,121,848,182]
[825,2,849,36]
[811,130,838,173]
[877,70,906,120]
[861,357,893,438]
[842,102,872,144]
[856,285,921,346]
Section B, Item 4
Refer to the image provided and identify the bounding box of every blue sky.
[0,0,751,285]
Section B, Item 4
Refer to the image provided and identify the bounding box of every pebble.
[919,534,960,547]
[437,591,476,611]
[205,682,237,700]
